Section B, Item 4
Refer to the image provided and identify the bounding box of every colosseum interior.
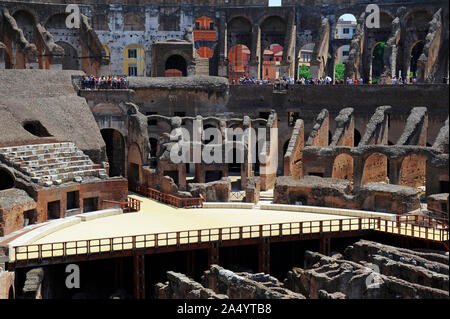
[0,0,449,304]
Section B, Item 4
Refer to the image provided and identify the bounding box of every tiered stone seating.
[0,142,107,186]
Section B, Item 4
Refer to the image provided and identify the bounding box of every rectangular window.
[343,28,349,34]
[342,51,349,56]
[265,68,269,76]
[128,49,137,59]
[128,65,138,76]
[67,191,80,210]
[195,21,200,30]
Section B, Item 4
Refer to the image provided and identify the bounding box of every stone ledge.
[202,202,255,209]
[76,208,122,222]
[259,203,396,220]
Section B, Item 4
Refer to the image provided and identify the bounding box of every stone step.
[21,159,92,173]
[0,142,74,154]
[28,164,95,177]
[36,168,107,186]
[6,146,80,158]
[9,150,85,164]
[19,155,90,168]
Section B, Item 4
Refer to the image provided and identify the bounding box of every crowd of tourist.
[81,75,129,89]
[233,75,421,87]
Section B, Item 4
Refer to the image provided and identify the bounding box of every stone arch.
[332,153,354,182]
[56,41,79,70]
[404,9,433,32]
[12,10,37,44]
[260,16,286,54]
[362,152,388,185]
[399,153,426,188]
[44,13,68,29]
[409,40,425,79]
[370,41,386,82]
[165,54,187,76]
[297,43,314,78]
[0,167,15,190]
[127,143,143,184]
[334,13,357,41]
[101,129,125,177]
[227,16,252,50]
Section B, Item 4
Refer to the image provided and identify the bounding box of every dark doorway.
[128,163,140,184]
[164,170,179,185]
[410,41,425,78]
[23,210,35,227]
[83,197,98,213]
[205,170,222,183]
[101,129,125,177]
[67,191,80,210]
[57,41,79,70]
[47,201,60,220]
[0,168,14,190]
[165,55,187,76]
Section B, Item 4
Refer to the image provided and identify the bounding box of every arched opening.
[12,10,35,44]
[44,13,68,29]
[399,154,426,188]
[332,153,354,181]
[410,41,425,79]
[227,16,252,50]
[260,16,286,78]
[262,43,283,80]
[22,120,52,137]
[123,44,145,76]
[165,55,187,77]
[298,43,314,79]
[0,168,15,190]
[354,129,361,146]
[228,44,251,83]
[127,144,142,185]
[101,129,125,177]
[56,41,79,70]
[335,45,350,81]
[371,42,386,83]
[362,152,388,185]
[335,14,357,40]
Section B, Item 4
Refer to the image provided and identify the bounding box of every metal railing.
[13,216,449,262]
[128,183,203,209]
[102,196,142,212]
[396,214,448,229]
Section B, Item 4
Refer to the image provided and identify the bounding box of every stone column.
[249,24,260,79]
[218,12,228,77]
[133,254,145,299]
